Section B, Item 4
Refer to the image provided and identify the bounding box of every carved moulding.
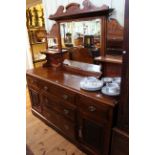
[49,0,113,21]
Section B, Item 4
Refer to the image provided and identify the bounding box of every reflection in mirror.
[60,19,101,64]
[47,23,58,49]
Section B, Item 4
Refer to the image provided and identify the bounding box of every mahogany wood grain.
[49,0,113,21]
[94,55,122,77]
[26,66,118,155]
[101,16,108,57]
[26,67,117,107]
[110,128,129,155]
[110,0,129,154]
[118,0,129,132]
[95,55,123,64]
[26,88,86,155]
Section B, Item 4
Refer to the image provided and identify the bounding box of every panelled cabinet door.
[29,88,41,113]
[78,114,104,155]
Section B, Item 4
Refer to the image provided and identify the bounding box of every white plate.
[80,80,103,91]
[101,86,120,96]
[80,86,102,91]
[101,77,113,83]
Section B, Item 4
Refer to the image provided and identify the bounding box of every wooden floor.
[26,88,86,155]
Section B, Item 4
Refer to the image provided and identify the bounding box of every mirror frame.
[49,0,113,58]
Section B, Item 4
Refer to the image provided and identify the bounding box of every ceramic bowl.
[113,77,121,84]
[106,82,120,93]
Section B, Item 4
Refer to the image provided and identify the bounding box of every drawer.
[43,108,75,139]
[59,114,76,139]
[43,107,60,127]
[58,102,76,121]
[27,76,40,90]
[42,94,60,113]
[78,96,111,123]
[40,80,75,104]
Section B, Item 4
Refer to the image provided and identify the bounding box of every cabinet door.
[110,128,129,155]
[78,115,104,155]
[29,88,41,113]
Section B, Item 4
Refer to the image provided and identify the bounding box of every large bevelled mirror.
[60,18,101,64]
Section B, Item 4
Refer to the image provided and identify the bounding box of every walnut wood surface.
[26,67,117,107]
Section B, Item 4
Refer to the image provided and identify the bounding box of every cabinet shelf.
[95,55,123,64]
[31,41,46,45]
[33,58,46,63]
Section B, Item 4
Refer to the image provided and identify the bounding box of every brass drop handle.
[78,126,83,138]
[44,86,48,91]
[88,106,96,112]
[63,109,69,115]
[62,94,68,100]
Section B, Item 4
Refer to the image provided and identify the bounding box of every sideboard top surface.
[26,67,118,107]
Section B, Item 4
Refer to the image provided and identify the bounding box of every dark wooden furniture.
[26,0,129,155]
[107,18,124,55]
[26,67,118,155]
[110,0,129,155]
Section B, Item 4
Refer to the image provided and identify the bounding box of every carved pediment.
[49,0,113,21]
[107,18,124,40]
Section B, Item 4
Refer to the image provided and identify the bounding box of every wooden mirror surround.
[42,0,113,74]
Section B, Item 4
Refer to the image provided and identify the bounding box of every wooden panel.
[80,118,104,155]
[27,75,40,90]
[28,88,41,113]
[110,128,129,155]
[104,62,122,77]
[117,0,129,132]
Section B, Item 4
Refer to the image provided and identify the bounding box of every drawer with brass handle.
[39,80,76,105]
[78,96,111,123]
[58,103,76,121]
[42,94,60,113]
[59,115,76,139]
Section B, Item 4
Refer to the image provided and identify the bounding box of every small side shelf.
[31,42,46,45]
[94,55,123,64]
[33,58,46,63]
